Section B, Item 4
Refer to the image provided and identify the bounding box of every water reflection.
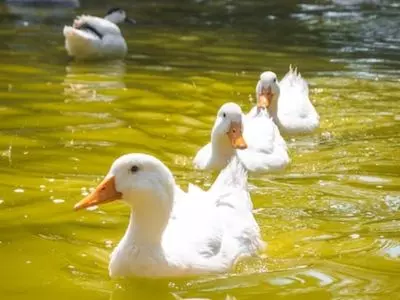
[110,278,180,300]
[384,195,400,211]
[5,0,79,25]
[107,262,399,299]
[379,239,400,259]
[63,60,126,103]
[294,1,400,79]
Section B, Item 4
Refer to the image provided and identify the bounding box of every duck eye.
[130,165,139,173]
[273,78,276,82]
[222,113,226,118]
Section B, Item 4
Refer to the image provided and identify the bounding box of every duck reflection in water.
[109,276,237,300]
[63,60,126,103]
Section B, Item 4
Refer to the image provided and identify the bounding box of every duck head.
[211,103,247,150]
[74,154,175,211]
[255,71,280,109]
[105,8,136,24]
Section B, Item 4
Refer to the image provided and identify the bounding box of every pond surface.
[0,0,399,299]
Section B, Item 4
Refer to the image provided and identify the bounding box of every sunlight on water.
[0,0,399,299]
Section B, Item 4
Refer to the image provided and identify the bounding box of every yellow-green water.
[1,1,400,299]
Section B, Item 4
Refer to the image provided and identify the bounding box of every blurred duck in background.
[63,8,135,60]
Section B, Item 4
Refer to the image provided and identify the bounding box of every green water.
[1,1,400,299]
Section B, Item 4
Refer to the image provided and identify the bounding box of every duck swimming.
[63,8,135,60]
[194,102,289,172]
[256,66,320,135]
[194,103,247,171]
[74,153,264,278]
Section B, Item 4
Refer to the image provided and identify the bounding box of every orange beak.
[227,122,247,150]
[257,86,273,109]
[74,176,122,211]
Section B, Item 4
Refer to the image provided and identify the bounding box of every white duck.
[194,102,289,173]
[256,66,320,135]
[63,8,135,60]
[74,153,264,278]
[194,103,247,171]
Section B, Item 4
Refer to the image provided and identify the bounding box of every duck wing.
[73,15,122,36]
[166,157,263,273]
[193,143,212,169]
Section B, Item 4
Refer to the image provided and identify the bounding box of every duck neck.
[124,190,173,247]
[267,95,279,121]
[211,133,235,163]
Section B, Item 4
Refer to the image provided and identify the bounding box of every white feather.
[238,107,290,172]
[272,66,320,134]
